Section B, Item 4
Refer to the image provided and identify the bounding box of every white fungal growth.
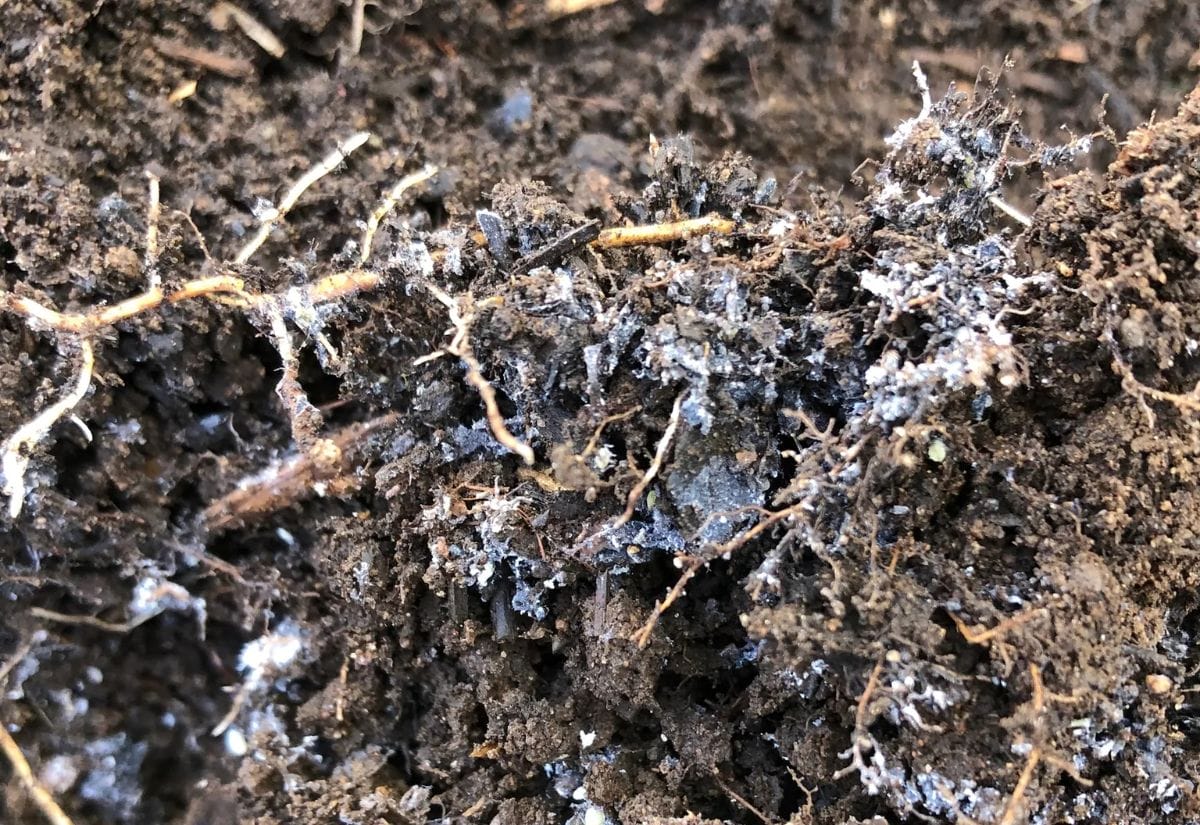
[238,619,306,691]
[129,577,208,636]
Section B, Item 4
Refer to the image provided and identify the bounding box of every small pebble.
[1145,674,1172,695]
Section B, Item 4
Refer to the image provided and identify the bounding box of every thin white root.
[144,170,162,288]
[210,1,287,58]
[912,59,932,119]
[422,285,535,464]
[234,131,372,264]
[346,0,365,58]
[0,726,77,825]
[211,681,251,737]
[614,392,683,527]
[2,338,95,519]
[261,301,323,447]
[580,391,684,555]
[989,194,1033,227]
[359,163,439,264]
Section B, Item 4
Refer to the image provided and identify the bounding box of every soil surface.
[3,2,1200,824]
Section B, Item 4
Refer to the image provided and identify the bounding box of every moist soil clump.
[3,2,1200,824]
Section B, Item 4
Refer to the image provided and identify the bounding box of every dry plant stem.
[234,130,372,264]
[0,726,77,825]
[593,215,736,249]
[210,1,286,58]
[359,163,439,264]
[1,338,94,519]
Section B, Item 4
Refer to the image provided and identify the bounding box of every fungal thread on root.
[1,339,94,519]
[0,133,439,518]
[419,285,536,465]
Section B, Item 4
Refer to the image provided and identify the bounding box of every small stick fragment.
[210,1,286,58]
[346,0,365,58]
[2,338,94,519]
[359,163,439,264]
[153,37,254,78]
[234,131,372,264]
[0,726,77,825]
[593,215,736,249]
[203,412,398,530]
[511,220,601,275]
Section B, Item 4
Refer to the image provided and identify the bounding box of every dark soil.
[3,2,1200,824]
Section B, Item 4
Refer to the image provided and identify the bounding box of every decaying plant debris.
[3,1,1200,824]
